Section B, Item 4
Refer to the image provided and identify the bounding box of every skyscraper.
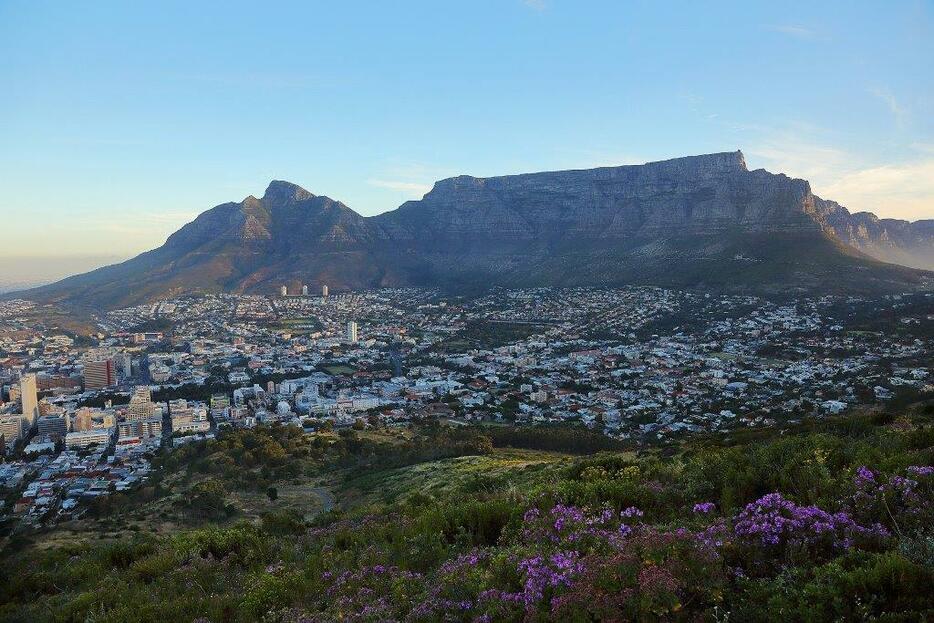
[19,373,38,426]
[84,359,115,390]
[280,285,288,297]
[322,284,329,298]
[302,284,308,296]
[346,321,358,343]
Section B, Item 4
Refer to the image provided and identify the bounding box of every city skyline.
[1,0,933,261]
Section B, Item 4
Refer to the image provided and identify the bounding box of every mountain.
[811,198,934,271]
[15,151,931,309]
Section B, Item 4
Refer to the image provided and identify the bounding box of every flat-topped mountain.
[17,151,931,308]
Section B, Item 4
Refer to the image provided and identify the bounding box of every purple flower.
[517,551,584,608]
[855,466,876,486]
[906,465,933,477]
[733,492,888,551]
[693,502,716,514]
[620,506,643,518]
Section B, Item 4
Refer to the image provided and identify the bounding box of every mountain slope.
[15,152,930,308]
[812,197,934,270]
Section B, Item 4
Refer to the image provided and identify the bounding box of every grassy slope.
[0,404,932,621]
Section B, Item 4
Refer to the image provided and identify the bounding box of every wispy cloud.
[366,179,432,196]
[678,92,703,111]
[821,159,934,220]
[746,127,852,183]
[769,24,818,39]
[364,160,459,201]
[870,87,909,128]
[521,0,547,10]
[743,123,934,220]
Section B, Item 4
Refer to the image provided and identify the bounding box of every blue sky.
[1,0,932,261]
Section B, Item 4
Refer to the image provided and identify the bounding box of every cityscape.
[1,286,930,527]
[2,1,933,621]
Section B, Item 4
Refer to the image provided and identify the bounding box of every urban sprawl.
[1,286,931,527]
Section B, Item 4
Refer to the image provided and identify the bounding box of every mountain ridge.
[12,151,932,309]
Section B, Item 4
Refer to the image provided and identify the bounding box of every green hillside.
[1,404,933,622]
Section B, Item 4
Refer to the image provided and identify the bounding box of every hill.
[1,404,932,621]
[15,151,931,309]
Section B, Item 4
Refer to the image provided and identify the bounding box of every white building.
[65,429,112,449]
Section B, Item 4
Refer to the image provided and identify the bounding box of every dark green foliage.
[0,407,932,621]
[486,423,628,454]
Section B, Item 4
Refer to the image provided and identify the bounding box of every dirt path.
[309,487,335,514]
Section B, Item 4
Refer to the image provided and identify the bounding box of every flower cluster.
[693,502,716,514]
[733,492,888,551]
[517,551,585,608]
[319,563,424,621]
[521,502,639,548]
[849,465,933,530]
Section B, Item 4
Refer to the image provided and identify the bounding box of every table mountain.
[16,151,930,308]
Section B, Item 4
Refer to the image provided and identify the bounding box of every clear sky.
[1,0,933,264]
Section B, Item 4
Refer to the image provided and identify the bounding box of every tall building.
[280,285,288,297]
[19,374,38,426]
[126,386,156,421]
[84,359,116,390]
[0,415,24,444]
[346,321,358,343]
[302,284,309,296]
[322,284,328,298]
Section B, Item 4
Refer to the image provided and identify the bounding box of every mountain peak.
[655,150,747,172]
[262,180,315,205]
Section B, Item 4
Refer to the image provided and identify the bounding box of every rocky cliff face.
[376,151,820,247]
[15,152,930,308]
[812,198,934,270]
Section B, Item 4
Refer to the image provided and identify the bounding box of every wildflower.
[855,465,876,486]
[621,506,644,518]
